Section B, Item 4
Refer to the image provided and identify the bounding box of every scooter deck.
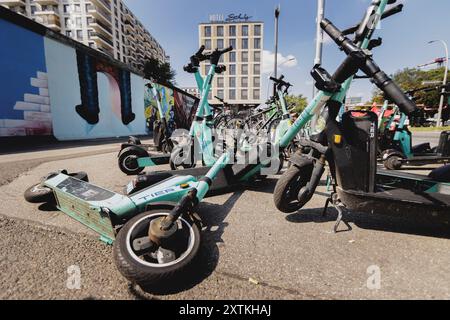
[338,170,450,224]
[44,174,133,243]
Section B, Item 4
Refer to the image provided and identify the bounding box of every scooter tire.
[118,147,148,175]
[24,171,89,204]
[273,163,313,213]
[384,155,403,170]
[113,210,201,288]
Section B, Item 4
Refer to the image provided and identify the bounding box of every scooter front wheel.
[273,163,313,213]
[113,210,200,287]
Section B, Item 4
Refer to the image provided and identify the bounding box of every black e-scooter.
[274,1,450,231]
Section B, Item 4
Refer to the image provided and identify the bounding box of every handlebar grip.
[221,46,233,54]
[362,65,416,115]
[195,45,205,56]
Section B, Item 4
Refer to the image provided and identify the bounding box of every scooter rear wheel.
[384,155,403,170]
[118,147,148,175]
[113,210,200,288]
[273,163,313,213]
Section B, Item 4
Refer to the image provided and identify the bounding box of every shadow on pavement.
[286,207,450,239]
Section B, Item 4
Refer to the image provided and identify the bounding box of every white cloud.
[262,50,298,74]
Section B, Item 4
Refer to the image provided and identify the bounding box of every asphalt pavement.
[0,132,449,300]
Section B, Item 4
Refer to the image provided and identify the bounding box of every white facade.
[0,0,168,70]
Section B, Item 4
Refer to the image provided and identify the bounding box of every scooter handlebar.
[321,18,417,115]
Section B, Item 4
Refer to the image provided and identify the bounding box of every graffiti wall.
[0,19,51,137]
[144,83,198,136]
[0,8,197,141]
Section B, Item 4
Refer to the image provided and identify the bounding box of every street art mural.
[75,50,135,126]
[44,37,146,140]
[144,83,198,136]
[0,10,197,141]
[0,19,52,137]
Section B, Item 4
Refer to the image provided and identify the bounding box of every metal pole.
[313,0,325,97]
[429,40,449,127]
[273,5,280,96]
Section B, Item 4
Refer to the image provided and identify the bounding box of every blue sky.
[124,0,450,102]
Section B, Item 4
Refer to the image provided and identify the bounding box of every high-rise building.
[0,0,168,70]
[199,14,263,107]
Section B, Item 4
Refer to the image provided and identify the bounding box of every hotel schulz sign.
[209,13,253,23]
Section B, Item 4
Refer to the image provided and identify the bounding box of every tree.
[285,94,308,114]
[371,67,446,107]
[143,57,176,86]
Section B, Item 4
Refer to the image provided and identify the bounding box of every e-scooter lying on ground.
[274,2,450,231]
[128,0,404,195]
[118,82,174,175]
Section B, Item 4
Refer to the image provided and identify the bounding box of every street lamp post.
[313,0,325,97]
[428,40,449,127]
[273,5,281,96]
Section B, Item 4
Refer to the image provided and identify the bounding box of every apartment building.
[0,0,168,70]
[199,15,263,107]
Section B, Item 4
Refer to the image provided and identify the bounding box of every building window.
[253,89,260,100]
[241,51,248,62]
[241,77,248,87]
[254,51,261,62]
[254,38,261,49]
[217,39,224,49]
[63,4,70,13]
[254,77,260,87]
[254,64,260,74]
[229,25,236,37]
[65,18,71,28]
[76,30,83,41]
[66,30,72,38]
[241,64,248,75]
[241,89,248,100]
[204,39,211,50]
[229,52,236,63]
[87,17,93,25]
[74,4,81,12]
[254,25,262,36]
[217,77,224,88]
[229,38,236,49]
[229,64,236,75]
[242,25,248,36]
[229,89,236,100]
[205,64,211,74]
[76,17,82,28]
[216,26,224,37]
[204,26,211,37]
[229,77,236,87]
[217,89,224,99]
[241,39,248,49]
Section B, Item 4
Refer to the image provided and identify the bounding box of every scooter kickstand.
[333,204,352,233]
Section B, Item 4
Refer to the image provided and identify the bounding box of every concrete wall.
[0,8,197,141]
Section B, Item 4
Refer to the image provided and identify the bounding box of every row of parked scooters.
[24,0,450,290]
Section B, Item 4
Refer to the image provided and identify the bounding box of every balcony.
[90,18,112,36]
[33,0,58,5]
[90,32,114,50]
[0,0,26,6]
[34,7,58,16]
[34,14,61,31]
[91,0,111,12]
[87,5,111,25]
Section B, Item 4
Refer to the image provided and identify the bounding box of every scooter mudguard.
[381,149,405,161]
[44,174,137,243]
[289,151,314,168]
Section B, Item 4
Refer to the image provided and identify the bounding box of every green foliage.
[143,57,176,86]
[285,94,308,113]
[372,67,445,107]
